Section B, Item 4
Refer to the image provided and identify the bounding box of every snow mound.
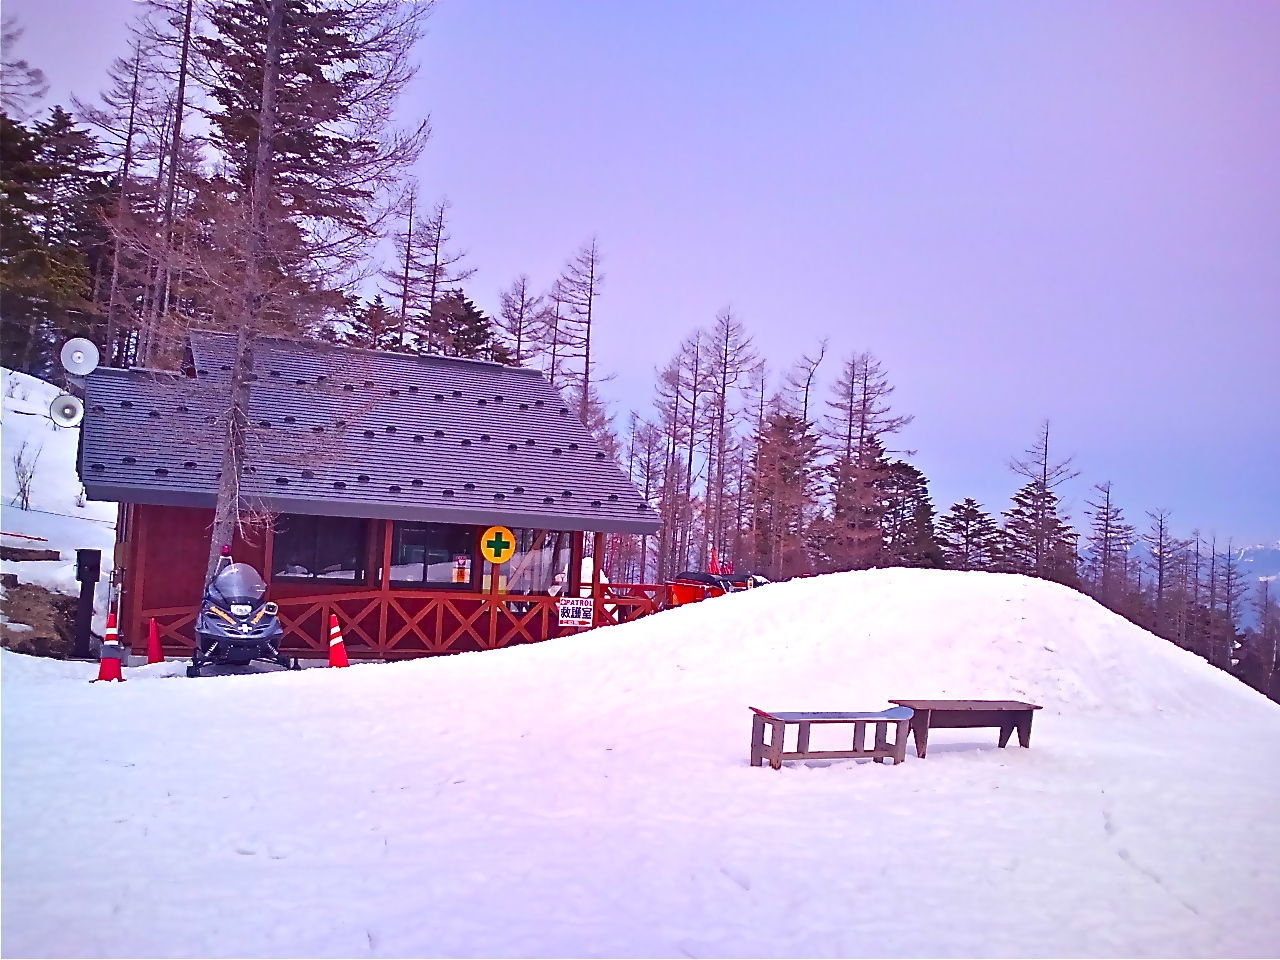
[4,569,1279,958]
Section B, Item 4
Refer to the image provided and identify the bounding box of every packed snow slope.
[4,569,1280,959]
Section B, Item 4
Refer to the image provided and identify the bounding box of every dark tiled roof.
[79,332,659,534]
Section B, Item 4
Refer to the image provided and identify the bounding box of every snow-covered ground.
[1,368,116,623]
[3,568,1279,958]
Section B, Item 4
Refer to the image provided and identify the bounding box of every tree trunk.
[206,0,285,580]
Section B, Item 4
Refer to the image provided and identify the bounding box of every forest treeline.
[1,3,1275,701]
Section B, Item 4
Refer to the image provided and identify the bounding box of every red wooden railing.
[138,582,669,659]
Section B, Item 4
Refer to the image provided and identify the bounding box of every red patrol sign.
[479,525,516,565]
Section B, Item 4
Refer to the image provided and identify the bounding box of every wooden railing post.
[591,530,605,628]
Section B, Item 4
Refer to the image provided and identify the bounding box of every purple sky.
[11,0,1279,546]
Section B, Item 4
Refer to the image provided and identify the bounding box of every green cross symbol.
[486,530,511,559]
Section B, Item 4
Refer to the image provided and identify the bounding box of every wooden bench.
[749,706,914,769]
[888,699,1041,758]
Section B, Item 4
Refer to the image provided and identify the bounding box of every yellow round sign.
[479,525,517,565]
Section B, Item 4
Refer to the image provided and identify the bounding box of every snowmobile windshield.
[209,563,268,603]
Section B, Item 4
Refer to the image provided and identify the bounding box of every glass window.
[389,522,476,587]
[272,514,369,583]
[499,529,572,595]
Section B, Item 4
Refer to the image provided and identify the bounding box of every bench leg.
[1016,712,1033,748]
[874,721,889,763]
[892,719,909,764]
[911,712,931,758]
[797,721,811,755]
[852,721,865,756]
[768,719,786,770]
[750,715,766,766]
[998,721,1015,748]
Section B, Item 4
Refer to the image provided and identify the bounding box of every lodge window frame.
[268,513,372,585]
[384,520,481,591]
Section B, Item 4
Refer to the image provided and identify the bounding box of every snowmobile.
[187,555,294,677]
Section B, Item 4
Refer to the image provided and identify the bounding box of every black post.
[74,549,101,659]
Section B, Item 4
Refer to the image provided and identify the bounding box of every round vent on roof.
[295,378,307,386]
[389,388,400,396]
[551,447,562,456]
[259,420,271,428]
[494,493,505,501]
[463,482,476,491]
[275,476,289,485]
[607,493,618,501]
[334,481,347,489]
[513,486,525,494]
[595,452,606,460]
[176,405,189,413]
[591,500,601,507]
[269,370,281,378]
[385,425,397,434]
[123,456,136,464]
[335,419,347,427]
[525,439,536,446]
[413,434,424,442]
[184,461,198,470]
[534,399,544,408]
[312,425,325,433]
[477,398,487,406]
[452,390,462,398]
[388,484,401,493]
[248,374,260,382]
[283,415,296,424]
[507,443,518,452]
[568,443,579,451]
[543,496,554,504]
[301,469,315,479]
[149,410,161,418]
[561,490,572,498]
[220,365,230,372]
[344,384,355,392]
[434,393,444,401]
[442,489,454,497]
[91,404,105,413]
[120,400,134,408]
[364,380,375,387]
[638,504,649,511]
[411,478,423,487]
[494,395,504,402]
[519,403,529,411]
[460,438,472,447]
[433,429,445,438]
[90,463,105,471]
[559,407,569,416]
[408,384,418,392]
[363,430,375,438]
[357,474,370,483]
[155,467,170,476]
[480,434,490,442]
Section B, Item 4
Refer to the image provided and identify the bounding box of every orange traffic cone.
[327,613,349,668]
[91,612,126,682]
[146,617,163,664]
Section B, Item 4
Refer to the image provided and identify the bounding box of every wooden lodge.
[77,332,663,660]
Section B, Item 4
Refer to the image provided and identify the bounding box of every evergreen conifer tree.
[937,499,1002,571]
[344,295,398,351]
[1082,481,1136,612]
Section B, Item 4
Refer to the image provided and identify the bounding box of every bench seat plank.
[753,707,914,723]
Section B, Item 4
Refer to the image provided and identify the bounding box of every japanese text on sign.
[557,597,594,627]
